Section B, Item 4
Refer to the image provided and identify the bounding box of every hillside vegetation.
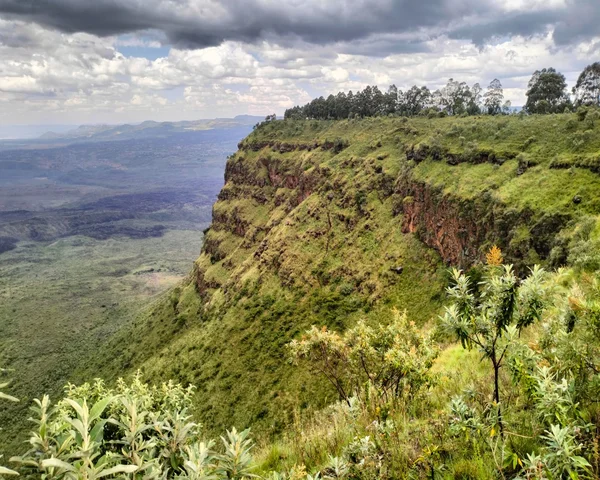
[94,112,600,433]
[4,112,600,478]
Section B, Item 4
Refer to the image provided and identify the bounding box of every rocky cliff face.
[196,132,566,305]
[398,180,486,267]
[195,146,328,302]
[396,175,570,271]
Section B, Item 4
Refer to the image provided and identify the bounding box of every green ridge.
[84,113,600,441]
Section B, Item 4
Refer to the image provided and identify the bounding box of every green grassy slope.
[72,112,600,441]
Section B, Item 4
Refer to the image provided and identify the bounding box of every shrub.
[428,134,444,158]
[519,425,591,479]
[447,124,462,137]
[565,118,578,131]
[0,369,18,403]
[288,308,438,405]
[571,131,589,151]
[522,136,537,149]
[463,141,479,162]
[332,138,349,154]
[441,258,547,436]
[0,369,18,477]
[8,375,258,480]
[516,153,531,175]
[577,106,589,121]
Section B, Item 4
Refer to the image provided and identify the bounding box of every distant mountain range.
[37,115,265,142]
[0,115,266,147]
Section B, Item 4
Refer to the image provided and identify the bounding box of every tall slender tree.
[573,62,600,106]
[467,83,483,115]
[484,79,504,115]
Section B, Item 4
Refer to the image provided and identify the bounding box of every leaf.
[90,419,108,444]
[572,456,591,467]
[41,458,77,472]
[89,397,113,423]
[0,392,19,402]
[96,464,139,478]
[66,418,86,439]
[0,466,19,476]
[64,398,85,420]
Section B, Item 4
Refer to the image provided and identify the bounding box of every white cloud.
[0,17,598,124]
[0,75,43,93]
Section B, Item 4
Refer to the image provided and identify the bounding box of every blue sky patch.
[117,45,171,60]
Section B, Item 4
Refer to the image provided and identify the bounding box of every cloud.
[447,10,561,47]
[1,0,594,51]
[553,0,600,46]
[0,2,599,124]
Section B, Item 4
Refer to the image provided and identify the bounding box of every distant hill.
[0,124,75,140]
[37,115,265,143]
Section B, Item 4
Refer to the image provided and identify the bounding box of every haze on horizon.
[0,0,599,125]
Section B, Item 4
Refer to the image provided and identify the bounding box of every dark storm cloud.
[553,0,600,46]
[0,0,479,47]
[0,0,595,50]
[448,10,562,47]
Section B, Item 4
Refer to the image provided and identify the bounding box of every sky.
[0,0,599,125]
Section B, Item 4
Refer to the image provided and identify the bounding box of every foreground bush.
[6,375,256,480]
[0,369,18,477]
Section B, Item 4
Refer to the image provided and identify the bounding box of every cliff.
[97,113,600,436]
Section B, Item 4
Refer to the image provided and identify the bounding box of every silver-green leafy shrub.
[0,369,18,477]
[441,262,547,435]
[8,374,257,480]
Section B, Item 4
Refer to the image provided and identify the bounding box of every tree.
[429,89,444,113]
[355,86,374,117]
[283,106,303,120]
[573,62,600,106]
[441,253,547,436]
[334,91,350,119]
[525,68,570,114]
[484,79,504,115]
[371,85,385,116]
[400,86,431,116]
[467,83,483,115]
[383,84,400,115]
[437,78,472,115]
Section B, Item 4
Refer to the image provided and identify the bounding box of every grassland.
[0,125,252,454]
